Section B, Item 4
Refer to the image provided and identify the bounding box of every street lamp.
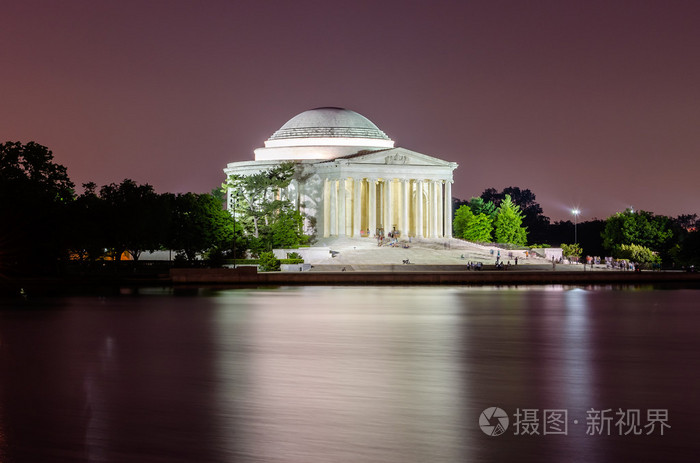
[572,209,580,244]
[230,189,239,269]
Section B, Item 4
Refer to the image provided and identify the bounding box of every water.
[0,286,698,462]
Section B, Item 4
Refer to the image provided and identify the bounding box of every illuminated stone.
[223,107,458,239]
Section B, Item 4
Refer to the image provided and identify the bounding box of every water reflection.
[213,287,469,462]
[0,286,698,462]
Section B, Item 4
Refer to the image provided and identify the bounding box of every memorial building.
[223,107,458,239]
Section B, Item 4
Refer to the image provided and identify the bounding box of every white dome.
[269,107,391,142]
[256,107,395,160]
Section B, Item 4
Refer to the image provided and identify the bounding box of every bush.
[286,251,303,262]
[561,243,582,260]
[205,247,225,268]
[616,243,661,267]
[258,252,281,272]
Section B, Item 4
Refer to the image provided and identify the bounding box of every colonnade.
[323,177,452,239]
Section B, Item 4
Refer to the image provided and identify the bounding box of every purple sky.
[2,0,699,221]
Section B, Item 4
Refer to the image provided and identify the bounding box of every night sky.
[2,0,699,221]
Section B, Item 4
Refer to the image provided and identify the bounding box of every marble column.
[353,178,362,237]
[368,178,376,236]
[430,180,439,238]
[416,180,424,238]
[401,179,409,236]
[329,179,337,236]
[444,180,452,238]
[386,179,393,233]
[338,178,346,236]
[436,180,444,238]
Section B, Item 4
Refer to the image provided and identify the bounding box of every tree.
[222,162,307,253]
[98,179,166,260]
[223,162,295,238]
[617,243,661,267]
[465,213,494,242]
[467,197,497,219]
[170,193,235,262]
[453,205,471,239]
[453,205,493,242]
[0,141,74,203]
[674,231,700,267]
[673,214,699,232]
[493,194,528,245]
[270,209,306,249]
[602,209,674,258]
[67,182,108,261]
[561,243,582,261]
[480,187,549,243]
[0,141,75,274]
[258,251,281,272]
[547,219,606,256]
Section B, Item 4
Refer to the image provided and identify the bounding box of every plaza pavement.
[306,236,595,271]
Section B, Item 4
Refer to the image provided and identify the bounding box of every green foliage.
[222,162,308,252]
[465,213,494,242]
[467,197,497,219]
[493,195,528,245]
[616,243,661,266]
[453,205,471,239]
[170,193,236,262]
[205,247,226,268]
[602,209,674,251]
[529,243,551,248]
[453,205,494,242]
[480,186,550,243]
[561,243,582,260]
[258,251,281,272]
[286,251,303,261]
[271,209,306,249]
[210,186,226,207]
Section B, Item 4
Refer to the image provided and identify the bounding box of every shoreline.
[2,268,699,297]
[170,268,700,286]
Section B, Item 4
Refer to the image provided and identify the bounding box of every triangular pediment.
[330,147,454,167]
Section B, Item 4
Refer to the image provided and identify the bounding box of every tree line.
[453,187,700,268]
[0,141,307,276]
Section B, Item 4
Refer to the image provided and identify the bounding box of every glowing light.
[572,209,581,244]
[264,137,394,149]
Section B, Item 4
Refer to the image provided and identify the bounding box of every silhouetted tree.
[0,141,75,275]
[673,214,699,232]
[674,231,700,267]
[547,219,606,256]
[98,179,168,260]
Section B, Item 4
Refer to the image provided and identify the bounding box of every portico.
[317,150,456,238]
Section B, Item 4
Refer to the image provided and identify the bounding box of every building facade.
[223,107,458,239]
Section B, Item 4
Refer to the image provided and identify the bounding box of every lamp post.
[230,189,238,269]
[572,209,580,244]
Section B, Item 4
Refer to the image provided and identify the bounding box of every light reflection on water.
[0,286,698,462]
